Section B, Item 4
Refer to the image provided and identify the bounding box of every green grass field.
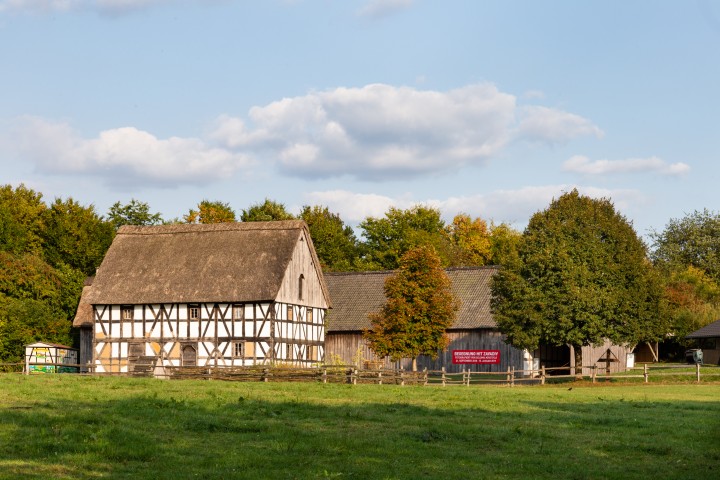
[1,375,718,480]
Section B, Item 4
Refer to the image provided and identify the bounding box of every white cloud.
[212,83,601,181]
[303,190,412,224]
[7,83,605,188]
[517,106,604,144]
[10,116,252,188]
[357,0,414,19]
[563,155,690,176]
[303,185,646,232]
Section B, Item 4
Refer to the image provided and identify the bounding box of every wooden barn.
[686,319,720,365]
[72,221,330,374]
[324,267,633,375]
[325,267,525,373]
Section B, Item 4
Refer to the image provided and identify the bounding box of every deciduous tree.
[108,199,163,228]
[364,245,459,371]
[299,205,359,271]
[241,199,294,222]
[446,214,492,266]
[0,184,46,255]
[491,189,666,374]
[651,209,720,283]
[488,222,521,266]
[360,205,452,270]
[184,200,236,224]
[41,198,114,276]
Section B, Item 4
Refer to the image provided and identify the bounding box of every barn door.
[181,344,197,367]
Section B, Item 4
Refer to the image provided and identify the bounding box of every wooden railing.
[4,362,719,385]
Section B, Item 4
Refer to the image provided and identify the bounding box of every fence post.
[262,368,269,383]
[506,366,511,386]
[511,367,515,387]
[541,366,546,385]
[400,367,405,386]
[352,367,358,385]
[696,362,701,383]
[322,367,327,384]
[378,369,382,385]
[591,365,596,383]
[441,366,446,387]
[423,367,428,386]
[644,363,649,384]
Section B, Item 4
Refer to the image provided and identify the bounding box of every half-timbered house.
[73,221,330,374]
[325,267,632,374]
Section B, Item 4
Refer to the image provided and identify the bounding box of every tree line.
[1,184,719,365]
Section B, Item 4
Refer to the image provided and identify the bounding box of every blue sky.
[1,0,719,241]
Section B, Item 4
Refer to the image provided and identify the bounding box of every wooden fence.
[3,362,719,385]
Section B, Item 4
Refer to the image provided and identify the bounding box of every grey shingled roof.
[325,266,499,332]
[686,319,720,339]
[85,221,329,306]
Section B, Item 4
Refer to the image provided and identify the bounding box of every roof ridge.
[118,220,306,235]
[323,270,394,277]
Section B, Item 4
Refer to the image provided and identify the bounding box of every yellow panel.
[246,342,255,358]
[151,342,161,354]
[169,342,181,358]
[99,343,111,359]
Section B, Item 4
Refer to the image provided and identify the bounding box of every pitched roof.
[686,319,720,339]
[325,266,499,332]
[72,284,94,328]
[85,220,329,305]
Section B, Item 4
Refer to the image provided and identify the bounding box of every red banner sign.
[452,350,501,364]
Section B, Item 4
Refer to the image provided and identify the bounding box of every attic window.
[307,308,313,324]
[188,305,200,320]
[298,274,305,301]
[121,306,133,321]
[287,305,294,322]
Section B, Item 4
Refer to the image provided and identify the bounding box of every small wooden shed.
[24,342,79,374]
[686,319,720,365]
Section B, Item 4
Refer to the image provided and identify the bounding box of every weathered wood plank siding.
[325,330,525,373]
[79,328,93,373]
[581,340,632,374]
[275,232,328,309]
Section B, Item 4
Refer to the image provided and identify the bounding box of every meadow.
[0,375,718,479]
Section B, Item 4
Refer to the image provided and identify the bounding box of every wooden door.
[182,345,197,367]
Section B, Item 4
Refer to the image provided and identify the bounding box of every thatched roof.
[85,221,329,306]
[686,319,720,339]
[325,266,499,332]
[72,284,94,328]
